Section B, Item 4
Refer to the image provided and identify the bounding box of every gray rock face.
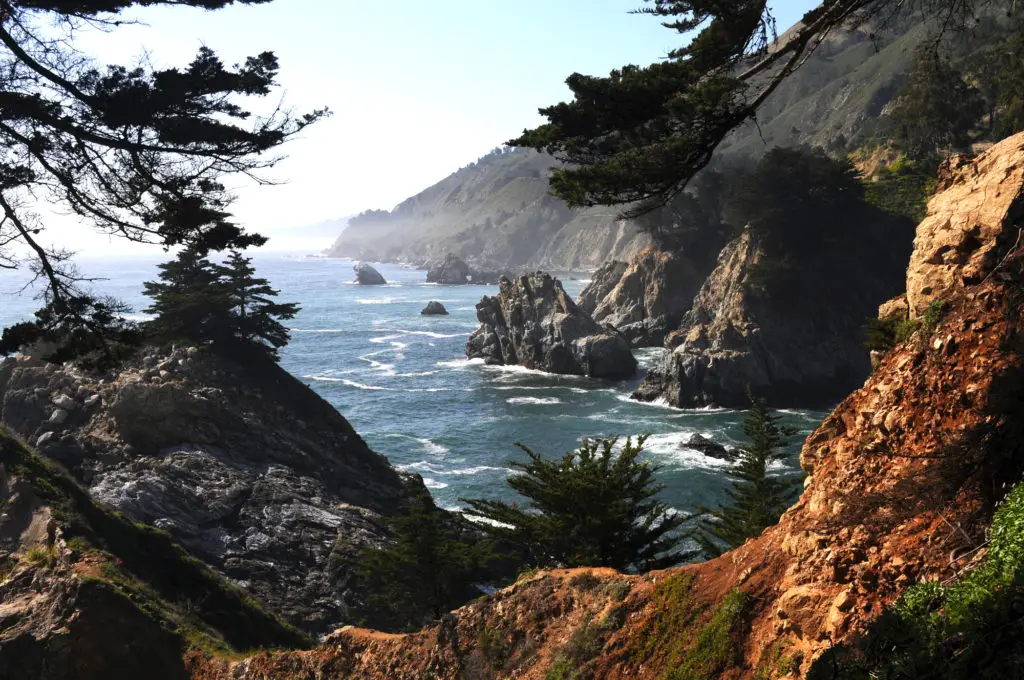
[466,272,637,380]
[0,348,418,634]
[577,247,715,348]
[633,226,909,408]
[426,253,471,284]
[421,301,449,315]
[686,434,736,462]
[353,263,387,285]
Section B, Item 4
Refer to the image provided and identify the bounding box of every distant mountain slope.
[326,148,650,271]
[325,13,959,272]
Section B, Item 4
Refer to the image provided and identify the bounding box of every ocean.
[0,252,826,514]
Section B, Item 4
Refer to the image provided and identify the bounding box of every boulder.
[353,263,387,285]
[421,301,449,315]
[466,272,637,380]
[577,260,628,316]
[426,253,471,284]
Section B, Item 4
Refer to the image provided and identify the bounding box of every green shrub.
[863,315,921,352]
[923,299,948,334]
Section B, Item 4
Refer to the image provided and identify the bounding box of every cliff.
[0,346,421,635]
[326,149,650,271]
[187,137,1024,680]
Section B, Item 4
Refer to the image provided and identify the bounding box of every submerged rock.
[421,301,449,315]
[426,253,471,284]
[353,262,387,285]
[466,272,637,380]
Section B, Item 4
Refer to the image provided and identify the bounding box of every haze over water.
[0,255,825,514]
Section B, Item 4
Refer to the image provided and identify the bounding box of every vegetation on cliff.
[463,436,686,572]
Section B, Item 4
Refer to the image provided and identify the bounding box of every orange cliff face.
[187,132,1024,680]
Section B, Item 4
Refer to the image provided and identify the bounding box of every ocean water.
[0,253,827,514]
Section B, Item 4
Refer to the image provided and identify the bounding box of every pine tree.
[692,395,801,559]
[462,436,686,572]
[217,251,300,360]
[351,484,496,631]
[142,246,232,347]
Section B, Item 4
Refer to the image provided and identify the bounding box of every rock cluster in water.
[466,272,637,380]
[421,301,449,315]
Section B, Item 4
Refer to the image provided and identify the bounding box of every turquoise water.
[0,253,826,514]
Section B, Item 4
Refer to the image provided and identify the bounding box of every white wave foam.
[642,431,734,469]
[506,396,562,405]
[446,466,504,475]
[304,376,460,393]
[436,358,485,369]
[423,477,449,490]
[290,328,346,334]
[356,298,400,305]
[386,435,450,457]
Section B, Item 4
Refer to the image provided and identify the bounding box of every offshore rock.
[426,253,471,284]
[353,262,387,285]
[421,301,449,315]
[466,272,637,380]
[0,347,417,634]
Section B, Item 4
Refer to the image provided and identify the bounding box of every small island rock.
[353,263,387,285]
[421,301,449,315]
[426,253,471,284]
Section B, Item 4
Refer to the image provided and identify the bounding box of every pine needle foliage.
[692,394,801,558]
[143,247,298,361]
[351,483,497,631]
[462,436,686,572]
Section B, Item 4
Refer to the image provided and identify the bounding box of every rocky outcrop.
[685,433,735,461]
[0,427,309,679]
[0,347,418,634]
[633,215,911,408]
[421,301,449,315]
[578,246,717,347]
[576,260,627,315]
[466,273,637,380]
[426,253,471,284]
[905,133,1024,317]
[353,262,387,285]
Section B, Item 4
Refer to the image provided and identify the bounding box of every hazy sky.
[52,0,817,252]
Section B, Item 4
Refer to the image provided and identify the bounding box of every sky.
[48,0,817,253]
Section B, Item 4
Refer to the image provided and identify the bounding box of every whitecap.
[446,466,504,475]
[290,328,347,334]
[422,478,449,490]
[506,396,562,405]
[386,435,450,457]
[641,431,735,469]
[304,376,462,393]
[357,298,400,305]
[436,358,485,369]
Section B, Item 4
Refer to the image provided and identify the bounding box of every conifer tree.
[142,246,232,347]
[692,394,801,558]
[462,436,685,572]
[217,251,299,360]
[351,484,496,631]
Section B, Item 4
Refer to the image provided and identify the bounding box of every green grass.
[666,589,750,680]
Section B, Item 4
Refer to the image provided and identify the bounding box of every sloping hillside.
[326,148,650,271]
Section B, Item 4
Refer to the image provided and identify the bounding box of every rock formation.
[0,346,419,634]
[577,246,716,347]
[633,209,912,408]
[426,253,471,284]
[685,433,735,461]
[904,136,1024,317]
[353,262,387,285]
[466,272,637,380]
[421,301,449,315]
[191,131,1024,680]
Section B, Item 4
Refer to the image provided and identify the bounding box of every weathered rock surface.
[633,220,911,407]
[426,253,471,284]
[0,347,417,634]
[466,273,637,380]
[421,301,449,315]
[685,433,735,461]
[353,262,387,285]
[578,246,716,347]
[905,132,1024,317]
